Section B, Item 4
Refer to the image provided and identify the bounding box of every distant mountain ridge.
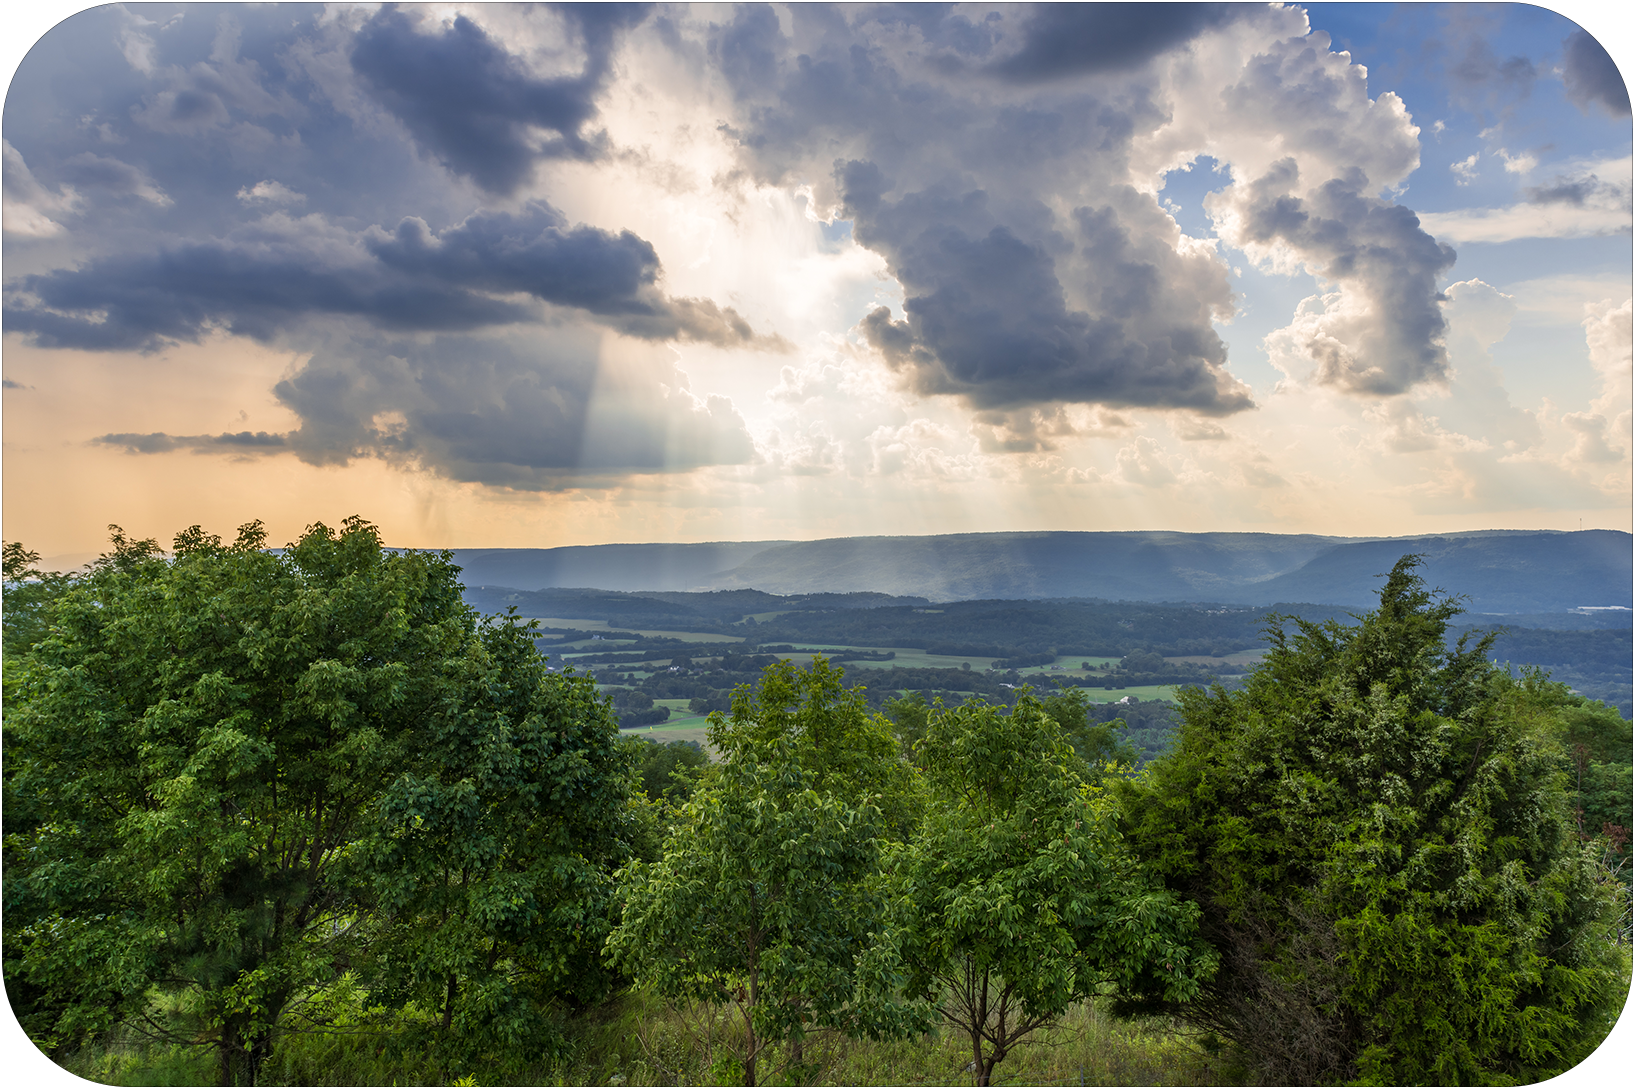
[447,529,1631,614]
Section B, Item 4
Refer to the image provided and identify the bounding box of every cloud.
[1451,152,1480,185]
[1361,399,1486,455]
[1434,279,1540,449]
[1220,163,1457,395]
[114,5,179,76]
[57,153,172,206]
[1419,204,1628,242]
[1498,148,1536,175]
[985,3,1243,83]
[237,179,303,204]
[95,430,288,454]
[173,329,758,488]
[1443,13,1536,112]
[846,175,1251,414]
[1561,29,1631,119]
[1582,296,1632,452]
[1115,435,1178,486]
[350,5,650,194]
[3,140,80,237]
[1419,162,1631,241]
[1526,176,1616,206]
[5,203,781,352]
[127,17,305,139]
[1561,411,1622,464]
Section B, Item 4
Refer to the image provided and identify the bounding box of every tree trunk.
[218,1023,239,1087]
[744,961,760,1087]
[969,1029,988,1088]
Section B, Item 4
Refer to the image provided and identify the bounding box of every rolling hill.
[448,529,1630,614]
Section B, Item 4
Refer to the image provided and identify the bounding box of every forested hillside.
[450,528,1631,611]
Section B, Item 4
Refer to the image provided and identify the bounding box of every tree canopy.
[1117,555,1630,1084]
[3,519,630,1084]
[891,693,1213,1086]
[606,659,920,1086]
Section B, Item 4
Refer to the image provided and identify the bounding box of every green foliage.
[1118,556,1630,1084]
[351,609,632,1076]
[891,694,1213,1086]
[883,690,934,763]
[3,519,630,1084]
[607,658,922,1085]
[626,737,711,803]
[2,539,76,656]
[1037,687,1143,781]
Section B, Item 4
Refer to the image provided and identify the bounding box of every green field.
[618,699,715,750]
[529,617,745,643]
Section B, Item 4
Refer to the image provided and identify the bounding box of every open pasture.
[528,617,745,643]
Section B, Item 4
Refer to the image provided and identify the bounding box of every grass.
[542,992,1224,1087]
[57,989,1224,1087]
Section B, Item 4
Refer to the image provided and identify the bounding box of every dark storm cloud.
[1226,160,1457,395]
[5,203,780,352]
[844,162,1250,414]
[1561,29,1631,119]
[56,154,171,205]
[350,4,651,194]
[987,2,1241,83]
[366,204,661,315]
[261,331,755,486]
[700,5,1248,416]
[91,327,755,487]
[4,243,530,351]
[384,205,790,344]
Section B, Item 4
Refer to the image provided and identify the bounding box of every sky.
[2,2,1631,560]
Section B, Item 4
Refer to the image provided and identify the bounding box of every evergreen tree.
[1118,556,1630,1084]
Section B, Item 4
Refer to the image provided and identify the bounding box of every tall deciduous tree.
[607,659,921,1085]
[3,519,630,1085]
[891,694,1213,1087]
[352,609,632,1075]
[1117,556,1630,1084]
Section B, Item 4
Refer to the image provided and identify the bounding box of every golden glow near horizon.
[3,4,1630,558]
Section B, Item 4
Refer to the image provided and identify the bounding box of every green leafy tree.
[1117,556,1630,1084]
[891,694,1213,1087]
[2,540,76,657]
[1037,687,1141,779]
[352,610,632,1076]
[627,737,711,803]
[607,658,921,1085]
[3,519,630,1084]
[884,690,934,764]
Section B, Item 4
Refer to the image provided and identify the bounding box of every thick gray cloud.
[848,167,1248,412]
[89,326,757,487]
[5,241,525,350]
[1222,160,1457,395]
[986,3,1241,83]
[57,154,172,206]
[268,330,755,485]
[351,4,651,194]
[1,4,775,493]
[703,3,1251,417]
[1562,29,1631,119]
[5,202,778,352]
